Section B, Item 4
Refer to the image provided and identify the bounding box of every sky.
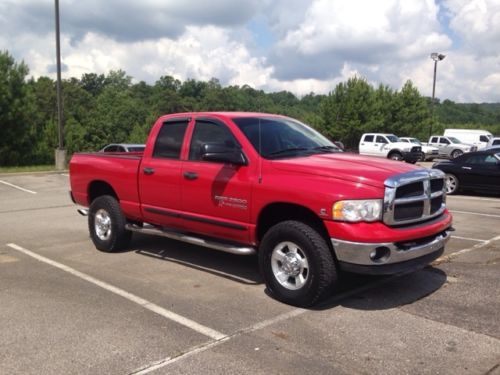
[1,0,499,103]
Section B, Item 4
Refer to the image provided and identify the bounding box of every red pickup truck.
[70,112,452,306]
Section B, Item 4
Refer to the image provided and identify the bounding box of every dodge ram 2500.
[70,112,452,306]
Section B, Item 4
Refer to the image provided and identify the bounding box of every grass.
[0,165,59,173]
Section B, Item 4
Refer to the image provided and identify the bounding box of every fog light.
[369,246,390,263]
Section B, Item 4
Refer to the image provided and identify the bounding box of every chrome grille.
[411,146,422,153]
[383,169,446,226]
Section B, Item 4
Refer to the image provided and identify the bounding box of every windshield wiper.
[269,147,311,156]
[312,146,339,153]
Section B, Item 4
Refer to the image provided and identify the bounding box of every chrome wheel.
[271,241,309,290]
[445,174,459,194]
[452,150,463,159]
[94,209,112,241]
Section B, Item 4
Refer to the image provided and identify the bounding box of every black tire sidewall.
[259,221,336,307]
[88,195,130,252]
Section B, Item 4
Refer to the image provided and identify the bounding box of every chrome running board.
[125,224,256,256]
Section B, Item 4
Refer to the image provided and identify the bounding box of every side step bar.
[124,224,256,256]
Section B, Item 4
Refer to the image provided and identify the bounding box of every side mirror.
[201,143,247,165]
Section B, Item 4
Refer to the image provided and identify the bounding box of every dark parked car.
[433,148,500,194]
[99,143,145,152]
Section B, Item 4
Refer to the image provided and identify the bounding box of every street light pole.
[429,52,446,138]
[54,0,66,170]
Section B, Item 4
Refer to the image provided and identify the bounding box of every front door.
[181,118,253,243]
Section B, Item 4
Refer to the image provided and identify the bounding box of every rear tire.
[88,195,131,252]
[259,220,337,307]
[445,174,459,195]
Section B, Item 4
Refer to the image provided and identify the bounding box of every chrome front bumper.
[331,229,451,267]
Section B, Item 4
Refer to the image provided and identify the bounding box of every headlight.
[332,199,383,222]
[464,148,470,152]
[402,147,411,152]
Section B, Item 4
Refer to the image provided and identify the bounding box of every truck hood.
[271,153,420,188]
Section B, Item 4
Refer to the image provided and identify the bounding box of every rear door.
[139,118,190,228]
[180,117,253,243]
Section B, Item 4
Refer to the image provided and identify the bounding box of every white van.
[443,129,492,150]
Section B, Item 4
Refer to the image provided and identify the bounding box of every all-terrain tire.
[259,220,337,307]
[88,195,131,252]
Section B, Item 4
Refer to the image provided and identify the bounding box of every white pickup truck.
[427,136,476,159]
[399,137,439,161]
[359,133,421,163]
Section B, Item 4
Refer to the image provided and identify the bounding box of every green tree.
[0,51,34,165]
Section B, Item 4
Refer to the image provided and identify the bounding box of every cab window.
[153,120,189,159]
[376,136,387,143]
[440,138,450,145]
[364,135,374,142]
[189,120,237,161]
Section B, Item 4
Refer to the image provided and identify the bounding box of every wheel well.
[388,149,402,156]
[88,181,118,203]
[256,203,329,243]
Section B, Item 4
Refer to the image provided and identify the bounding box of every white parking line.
[131,270,420,374]
[61,173,69,177]
[451,235,487,243]
[448,196,500,203]
[6,243,226,341]
[450,210,500,219]
[434,234,500,265]
[0,180,37,194]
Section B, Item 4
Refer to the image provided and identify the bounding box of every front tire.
[445,174,459,195]
[88,195,131,252]
[451,149,463,159]
[388,152,403,161]
[259,221,337,307]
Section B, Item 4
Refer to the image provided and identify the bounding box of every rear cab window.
[153,120,189,159]
[363,135,374,142]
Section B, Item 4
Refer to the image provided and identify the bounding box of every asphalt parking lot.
[1,167,499,374]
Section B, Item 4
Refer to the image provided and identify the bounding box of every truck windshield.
[232,116,341,159]
[449,137,462,144]
[409,138,422,145]
[386,135,400,143]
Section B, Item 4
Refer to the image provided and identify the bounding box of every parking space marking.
[131,270,419,374]
[60,173,69,177]
[434,234,500,265]
[6,243,226,341]
[448,196,500,203]
[450,210,500,219]
[451,235,487,243]
[0,180,37,194]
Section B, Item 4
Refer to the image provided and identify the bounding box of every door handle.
[183,171,198,180]
[462,166,472,170]
[143,167,155,175]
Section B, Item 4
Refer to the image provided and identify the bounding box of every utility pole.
[54,0,66,170]
[429,52,446,138]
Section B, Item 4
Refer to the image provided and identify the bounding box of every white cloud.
[0,0,499,102]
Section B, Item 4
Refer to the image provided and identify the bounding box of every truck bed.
[70,153,143,220]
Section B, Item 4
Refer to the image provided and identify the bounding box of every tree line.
[1,50,499,166]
